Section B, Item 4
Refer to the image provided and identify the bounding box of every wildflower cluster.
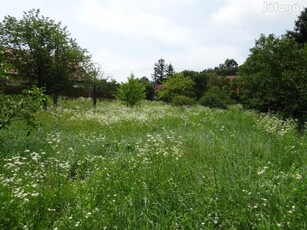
[1,151,45,203]
[256,114,296,136]
[135,130,183,163]
[69,102,176,125]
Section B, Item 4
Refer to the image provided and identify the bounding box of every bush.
[172,95,195,106]
[158,73,195,102]
[117,74,145,107]
[199,86,232,109]
[0,86,46,134]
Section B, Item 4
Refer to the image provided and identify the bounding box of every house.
[1,46,89,95]
[225,75,239,80]
[154,84,164,91]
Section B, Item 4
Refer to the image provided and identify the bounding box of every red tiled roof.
[155,84,164,91]
[225,75,239,80]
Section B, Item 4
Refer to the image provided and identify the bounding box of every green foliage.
[139,76,155,101]
[144,82,155,101]
[159,73,195,102]
[0,9,91,105]
[171,95,195,106]
[0,50,10,92]
[152,59,174,84]
[214,58,239,76]
[181,70,209,100]
[117,74,145,107]
[0,86,46,134]
[287,7,307,44]
[95,79,119,99]
[227,77,243,102]
[208,72,231,89]
[239,34,307,113]
[199,86,232,109]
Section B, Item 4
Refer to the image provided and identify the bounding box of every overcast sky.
[0,0,306,82]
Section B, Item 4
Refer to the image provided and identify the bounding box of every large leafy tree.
[181,70,209,100]
[158,73,195,102]
[239,34,307,116]
[0,9,90,105]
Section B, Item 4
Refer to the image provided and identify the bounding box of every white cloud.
[75,0,192,45]
[105,0,194,11]
[73,0,280,80]
[170,43,243,71]
[212,0,306,28]
[2,0,302,81]
[93,48,154,82]
[212,0,262,26]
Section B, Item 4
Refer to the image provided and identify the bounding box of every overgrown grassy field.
[0,99,306,229]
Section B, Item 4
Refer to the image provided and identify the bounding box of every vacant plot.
[0,100,306,229]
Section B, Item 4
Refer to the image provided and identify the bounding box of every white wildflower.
[257,166,269,175]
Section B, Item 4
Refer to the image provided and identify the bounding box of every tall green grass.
[0,99,306,229]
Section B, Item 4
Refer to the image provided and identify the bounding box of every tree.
[0,9,91,106]
[166,63,174,77]
[152,59,174,84]
[117,74,145,107]
[91,66,99,107]
[158,73,195,102]
[139,77,155,101]
[239,34,276,110]
[287,7,307,44]
[84,63,104,107]
[97,79,119,99]
[239,34,307,129]
[181,70,209,100]
[214,59,239,76]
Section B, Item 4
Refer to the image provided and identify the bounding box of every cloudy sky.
[0,0,306,82]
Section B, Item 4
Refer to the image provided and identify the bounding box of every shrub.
[199,86,232,109]
[158,73,195,102]
[0,86,46,134]
[117,74,145,107]
[172,95,195,106]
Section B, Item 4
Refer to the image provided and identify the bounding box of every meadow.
[0,99,306,229]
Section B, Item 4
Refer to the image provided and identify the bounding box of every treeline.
[0,8,306,131]
[114,58,239,109]
[146,9,307,130]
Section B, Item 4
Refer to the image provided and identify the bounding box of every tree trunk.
[268,107,272,113]
[93,96,97,108]
[53,94,58,107]
[93,85,97,107]
[297,113,305,133]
